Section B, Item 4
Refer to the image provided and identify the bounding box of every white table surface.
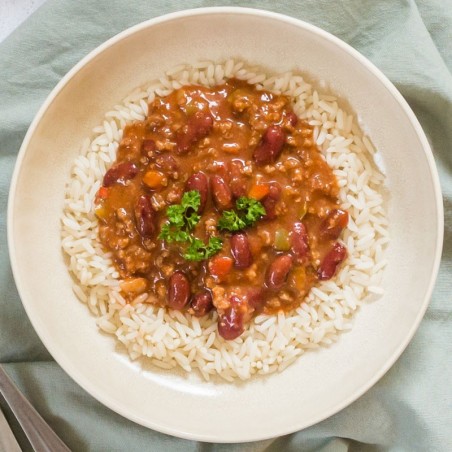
[0,0,47,43]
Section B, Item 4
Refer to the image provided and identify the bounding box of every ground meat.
[116,245,152,276]
[95,78,348,340]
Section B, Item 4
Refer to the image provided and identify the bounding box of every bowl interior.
[8,8,442,442]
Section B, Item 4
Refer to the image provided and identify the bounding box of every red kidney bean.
[317,242,347,280]
[291,222,310,264]
[209,162,228,181]
[261,183,281,220]
[245,288,265,312]
[253,125,285,165]
[265,254,293,290]
[185,172,209,213]
[217,296,244,340]
[230,232,253,269]
[211,175,233,210]
[229,160,248,199]
[190,290,213,317]
[319,209,349,241]
[168,271,191,310]
[141,139,156,157]
[286,110,298,127]
[155,154,179,173]
[176,111,214,153]
[134,194,156,238]
[103,162,139,187]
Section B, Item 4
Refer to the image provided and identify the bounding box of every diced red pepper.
[208,256,233,281]
[98,187,109,199]
[95,186,109,204]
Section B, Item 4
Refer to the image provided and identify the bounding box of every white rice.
[61,60,388,381]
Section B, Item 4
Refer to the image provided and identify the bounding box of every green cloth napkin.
[1,0,451,450]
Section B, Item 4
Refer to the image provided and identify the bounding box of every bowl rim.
[7,6,444,442]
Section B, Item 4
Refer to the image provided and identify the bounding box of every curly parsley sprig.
[158,191,223,261]
[184,236,223,261]
[217,197,266,232]
[159,191,200,242]
[159,193,265,261]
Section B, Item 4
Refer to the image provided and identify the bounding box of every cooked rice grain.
[61,60,388,381]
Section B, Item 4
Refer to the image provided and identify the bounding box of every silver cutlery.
[0,406,21,452]
[0,365,70,452]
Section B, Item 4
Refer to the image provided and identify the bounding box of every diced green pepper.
[298,202,308,220]
[274,228,291,251]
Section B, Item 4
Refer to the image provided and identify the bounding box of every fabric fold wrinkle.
[0,1,450,451]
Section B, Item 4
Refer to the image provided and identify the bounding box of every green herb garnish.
[236,197,266,225]
[183,236,223,261]
[158,191,223,261]
[218,197,266,232]
[217,210,247,232]
[167,190,201,230]
[159,226,190,243]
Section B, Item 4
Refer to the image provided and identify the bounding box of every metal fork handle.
[0,365,71,452]
[0,406,21,452]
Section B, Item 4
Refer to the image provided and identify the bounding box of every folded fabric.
[0,0,450,450]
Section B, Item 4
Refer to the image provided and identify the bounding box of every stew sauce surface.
[95,79,348,340]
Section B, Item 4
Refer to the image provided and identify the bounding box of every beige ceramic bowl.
[8,7,443,442]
